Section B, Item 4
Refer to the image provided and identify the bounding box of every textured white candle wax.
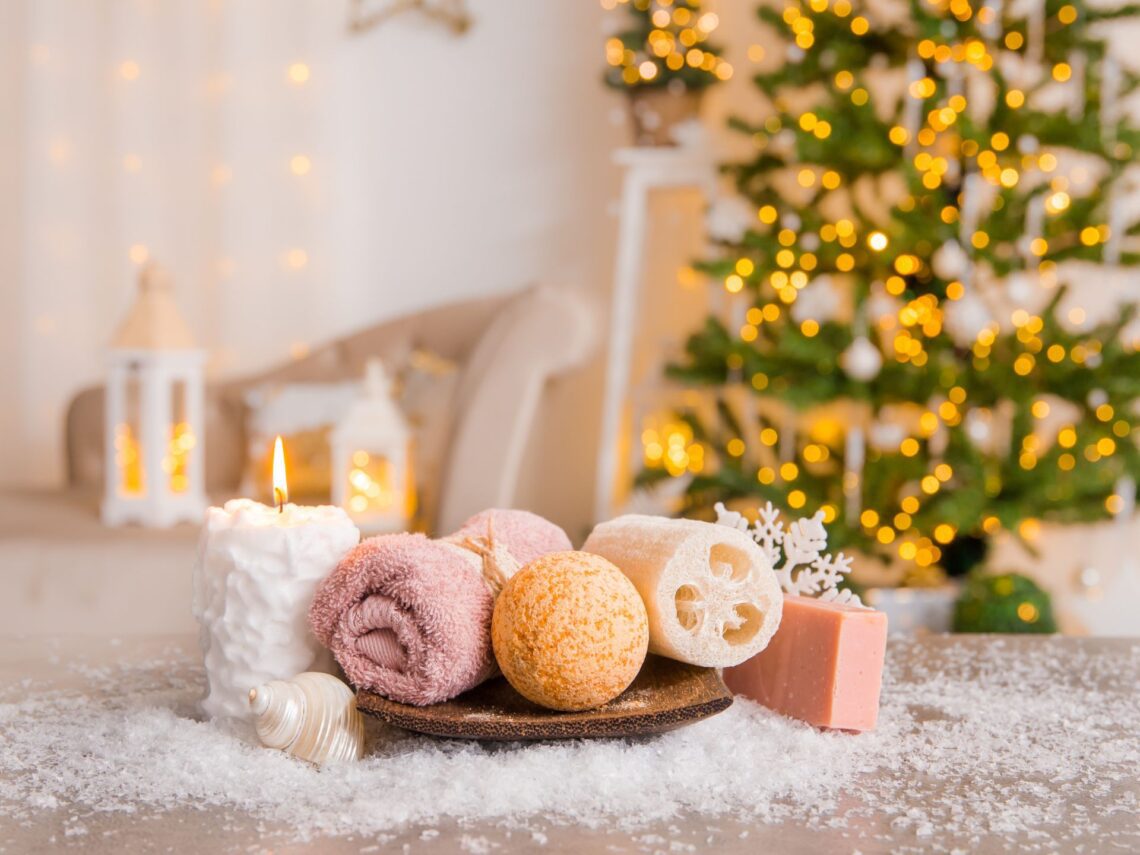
[192,499,360,720]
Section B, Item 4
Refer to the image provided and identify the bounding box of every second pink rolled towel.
[309,509,571,706]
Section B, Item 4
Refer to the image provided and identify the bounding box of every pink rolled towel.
[308,509,571,706]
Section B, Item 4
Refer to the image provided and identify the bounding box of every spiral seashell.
[248,672,365,766]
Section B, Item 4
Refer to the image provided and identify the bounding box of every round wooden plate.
[356,655,733,741]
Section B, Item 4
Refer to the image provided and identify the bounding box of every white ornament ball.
[932,240,970,281]
[869,420,907,452]
[943,291,993,345]
[791,276,839,324]
[1006,272,1036,302]
[866,287,902,326]
[964,408,996,453]
[842,335,884,382]
[706,195,754,243]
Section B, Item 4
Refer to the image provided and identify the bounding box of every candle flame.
[272,435,288,512]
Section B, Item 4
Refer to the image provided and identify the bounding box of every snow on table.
[0,634,1137,853]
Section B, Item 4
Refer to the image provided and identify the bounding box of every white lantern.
[102,263,208,528]
[331,360,414,534]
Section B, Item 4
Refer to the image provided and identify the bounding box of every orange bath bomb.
[491,551,649,711]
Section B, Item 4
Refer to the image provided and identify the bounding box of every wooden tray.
[356,655,733,741]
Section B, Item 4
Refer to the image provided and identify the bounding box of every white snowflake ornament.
[715,501,863,606]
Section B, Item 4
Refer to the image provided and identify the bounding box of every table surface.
[1,633,1137,855]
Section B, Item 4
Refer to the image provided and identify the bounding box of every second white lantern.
[330,360,415,534]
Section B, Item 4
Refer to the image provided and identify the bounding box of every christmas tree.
[641,0,1140,580]
[602,0,732,93]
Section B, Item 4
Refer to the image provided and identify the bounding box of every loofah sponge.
[491,551,649,712]
[583,514,783,668]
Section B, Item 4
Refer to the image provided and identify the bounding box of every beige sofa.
[2,285,592,636]
[65,285,593,534]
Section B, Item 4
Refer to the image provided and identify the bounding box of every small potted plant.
[603,0,731,146]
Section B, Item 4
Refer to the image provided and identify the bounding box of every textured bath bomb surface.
[491,551,649,712]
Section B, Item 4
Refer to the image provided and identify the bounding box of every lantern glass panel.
[166,379,194,494]
[346,450,395,515]
[115,366,145,496]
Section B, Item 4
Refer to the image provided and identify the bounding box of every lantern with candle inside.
[330,360,415,533]
[102,262,207,528]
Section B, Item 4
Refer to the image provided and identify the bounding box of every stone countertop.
[1,633,1138,854]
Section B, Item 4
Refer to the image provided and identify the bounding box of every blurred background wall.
[0,1,626,535]
[1,0,1137,544]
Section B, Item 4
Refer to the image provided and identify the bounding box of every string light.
[288,62,310,84]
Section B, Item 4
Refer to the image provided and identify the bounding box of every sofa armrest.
[436,286,595,533]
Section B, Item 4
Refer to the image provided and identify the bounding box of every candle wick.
[275,488,285,513]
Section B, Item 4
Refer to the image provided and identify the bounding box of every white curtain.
[0,0,622,486]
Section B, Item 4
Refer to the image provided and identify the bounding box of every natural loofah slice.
[583,515,783,668]
[491,551,649,712]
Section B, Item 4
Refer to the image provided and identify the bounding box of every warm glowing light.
[115,423,144,495]
[286,248,308,269]
[272,435,288,510]
[288,62,310,84]
[290,155,311,176]
[867,231,888,251]
[129,244,149,265]
[119,60,140,80]
[643,420,703,477]
[163,422,195,493]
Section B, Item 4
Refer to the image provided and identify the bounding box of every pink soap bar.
[723,595,887,731]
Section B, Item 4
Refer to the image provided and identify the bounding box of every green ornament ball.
[953,572,1057,634]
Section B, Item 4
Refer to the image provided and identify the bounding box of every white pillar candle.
[193,494,360,720]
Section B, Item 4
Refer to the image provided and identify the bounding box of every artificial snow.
[1,638,1138,849]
